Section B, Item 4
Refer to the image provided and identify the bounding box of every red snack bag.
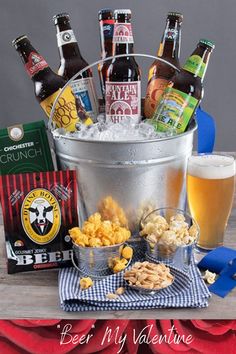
[0,170,78,273]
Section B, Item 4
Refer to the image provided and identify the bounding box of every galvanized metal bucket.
[49,54,197,234]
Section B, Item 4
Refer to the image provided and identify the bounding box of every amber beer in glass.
[187,154,235,250]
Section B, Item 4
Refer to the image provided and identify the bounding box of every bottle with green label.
[150,39,215,134]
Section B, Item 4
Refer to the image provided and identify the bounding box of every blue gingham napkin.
[59,249,211,312]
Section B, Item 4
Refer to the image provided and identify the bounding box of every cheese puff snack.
[121,245,133,260]
[108,256,129,273]
[69,212,131,247]
[79,277,93,290]
[98,196,128,227]
[113,258,128,273]
[68,228,89,247]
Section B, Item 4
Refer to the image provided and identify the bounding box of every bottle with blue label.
[53,13,99,121]
[151,39,215,134]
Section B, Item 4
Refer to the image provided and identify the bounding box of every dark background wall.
[1,0,235,150]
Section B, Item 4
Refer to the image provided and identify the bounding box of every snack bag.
[0,120,54,175]
[0,170,78,273]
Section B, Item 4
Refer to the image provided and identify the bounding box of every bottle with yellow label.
[53,13,99,122]
[144,12,183,118]
[12,35,92,131]
[150,39,215,134]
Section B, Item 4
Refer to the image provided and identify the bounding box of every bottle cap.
[12,35,28,47]
[53,13,70,24]
[98,8,113,20]
[199,39,215,49]
[167,12,183,21]
[98,8,113,15]
[114,9,132,15]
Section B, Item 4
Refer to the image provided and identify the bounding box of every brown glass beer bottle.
[12,35,81,131]
[151,39,215,134]
[105,9,141,124]
[98,9,114,102]
[144,12,183,118]
[53,13,98,121]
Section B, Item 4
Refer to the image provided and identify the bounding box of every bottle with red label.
[105,9,141,124]
[144,12,183,118]
[12,35,88,131]
[98,9,114,103]
[53,13,98,122]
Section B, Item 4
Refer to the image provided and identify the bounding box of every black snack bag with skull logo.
[0,170,78,273]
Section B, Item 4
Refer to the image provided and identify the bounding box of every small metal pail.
[72,242,129,279]
[141,207,199,272]
[49,54,197,234]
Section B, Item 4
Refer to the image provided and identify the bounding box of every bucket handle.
[48,53,180,132]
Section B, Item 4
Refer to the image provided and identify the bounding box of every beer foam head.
[188,154,235,179]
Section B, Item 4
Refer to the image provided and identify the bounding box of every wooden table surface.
[0,154,235,319]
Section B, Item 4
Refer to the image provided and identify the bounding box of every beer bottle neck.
[112,20,135,55]
[14,39,51,81]
[99,19,114,58]
[55,21,83,60]
[113,43,134,55]
[183,44,213,81]
[157,19,181,64]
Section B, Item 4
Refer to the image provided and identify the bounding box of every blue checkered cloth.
[59,248,211,312]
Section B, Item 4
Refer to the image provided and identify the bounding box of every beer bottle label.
[144,77,170,118]
[151,87,198,133]
[183,55,206,78]
[70,78,99,121]
[105,81,141,124]
[102,19,114,38]
[40,86,80,131]
[113,23,134,43]
[25,52,49,77]
[57,30,77,47]
[164,27,178,41]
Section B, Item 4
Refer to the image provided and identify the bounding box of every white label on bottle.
[105,81,141,124]
[113,23,134,43]
[57,30,77,47]
[70,77,99,120]
[164,27,178,40]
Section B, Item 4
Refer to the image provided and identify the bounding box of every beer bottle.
[98,9,114,102]
[53,13,99,121]
[151,39,215,134]
[105,9,141,124]
[12,35,81,131]
[144,12,183,118]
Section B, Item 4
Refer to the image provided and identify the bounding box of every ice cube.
[52,118,175,141]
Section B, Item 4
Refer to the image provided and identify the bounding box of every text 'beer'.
[151,39,215,134]
[187,155,235,249]
[144,12,182,118]
[106,9,141,124]
[53,13,98,122]
[98,9,114,102]
[12,35,80,131]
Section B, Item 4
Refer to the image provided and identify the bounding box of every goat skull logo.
[21,188,61,245]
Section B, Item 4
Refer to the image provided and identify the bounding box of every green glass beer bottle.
[150,39,215,134]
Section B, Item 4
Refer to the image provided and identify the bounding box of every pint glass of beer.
[187,154,235,250]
